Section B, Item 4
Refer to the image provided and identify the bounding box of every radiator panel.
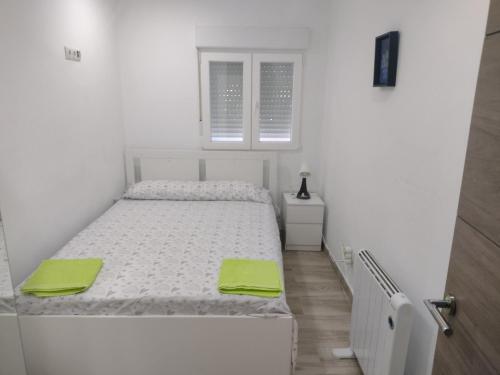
[350,250,413,375]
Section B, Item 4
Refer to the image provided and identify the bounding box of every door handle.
[424,294,456,337]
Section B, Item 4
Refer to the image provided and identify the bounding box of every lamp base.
[296,177,310,200]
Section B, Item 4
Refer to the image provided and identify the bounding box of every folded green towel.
[21,258,103,297]
[218,258,282,298]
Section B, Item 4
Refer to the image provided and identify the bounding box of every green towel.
[218,258,282,298]
[21,258,103,297]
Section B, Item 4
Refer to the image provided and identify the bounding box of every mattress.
[16,199,291,316]
[0,222,16,314]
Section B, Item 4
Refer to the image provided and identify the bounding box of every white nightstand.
[282,192,325,251]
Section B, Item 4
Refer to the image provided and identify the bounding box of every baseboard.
[322,237,353,302]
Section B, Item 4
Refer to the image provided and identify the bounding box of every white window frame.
[200,52,252,150]
[251,53,302,150]
[200,51,302,150]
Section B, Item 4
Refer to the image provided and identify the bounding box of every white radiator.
[337,250,413,375]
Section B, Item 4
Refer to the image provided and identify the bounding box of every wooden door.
[431,1,500,373]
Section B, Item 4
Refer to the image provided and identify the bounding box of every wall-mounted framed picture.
[373,31,399,87]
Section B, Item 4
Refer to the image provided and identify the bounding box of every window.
[200,52,302,150]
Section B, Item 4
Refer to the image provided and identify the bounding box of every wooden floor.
[284,250,362,375]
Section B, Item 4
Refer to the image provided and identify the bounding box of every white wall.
[115,0,331,194]
[0,0,125,285]
[319,1,489,374]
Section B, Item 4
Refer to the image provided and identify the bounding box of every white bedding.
[0,222,16,314]
[15,199,291,316]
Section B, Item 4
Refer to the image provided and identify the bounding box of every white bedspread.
[16,200,291,316]
[0,222,16,314]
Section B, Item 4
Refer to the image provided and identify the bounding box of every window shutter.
[209,61,244,142]
[252,53,302,150]
[200,52,252,150]
[258,62,294,142]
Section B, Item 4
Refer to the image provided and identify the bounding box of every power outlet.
[342,245,353,265]
[64,46,81,62]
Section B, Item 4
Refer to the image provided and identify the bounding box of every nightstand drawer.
[285,223,323,246]
[286,205,324,224]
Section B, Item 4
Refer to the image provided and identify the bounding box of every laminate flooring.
[284,251,362,375]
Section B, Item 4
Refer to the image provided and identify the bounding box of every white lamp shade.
[299,162,311,177]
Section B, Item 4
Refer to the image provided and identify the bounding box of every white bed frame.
[19,149,294,375]
[124,148,279,203]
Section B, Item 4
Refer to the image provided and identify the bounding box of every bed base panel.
[19,314,293,375]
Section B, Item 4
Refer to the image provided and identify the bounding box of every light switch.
[64,46,81,62]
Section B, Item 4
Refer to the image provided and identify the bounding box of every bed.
[17,149,295,375]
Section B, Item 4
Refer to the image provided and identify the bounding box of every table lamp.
[296,162,311,200]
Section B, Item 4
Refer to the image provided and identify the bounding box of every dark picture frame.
[373,31,399,87]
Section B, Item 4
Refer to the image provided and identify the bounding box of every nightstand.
[282,192,325,251]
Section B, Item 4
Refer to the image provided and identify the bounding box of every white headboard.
[125,149,278,202]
